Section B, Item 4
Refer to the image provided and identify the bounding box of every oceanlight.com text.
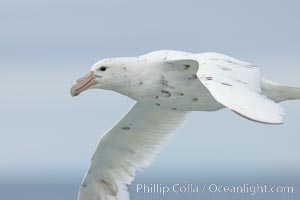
[132,183,294,196]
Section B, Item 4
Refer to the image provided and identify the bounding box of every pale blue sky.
[1,0,300,181]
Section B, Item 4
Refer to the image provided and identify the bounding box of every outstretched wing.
[166,52,285,124]
[78,102,187,200]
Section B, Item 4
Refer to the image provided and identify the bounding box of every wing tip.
[232,110,284,125]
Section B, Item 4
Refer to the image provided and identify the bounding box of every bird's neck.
[111,58,161,100]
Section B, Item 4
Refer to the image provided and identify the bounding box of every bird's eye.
[99,66,107,71]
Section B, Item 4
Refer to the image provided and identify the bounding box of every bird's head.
[70,57,142,97]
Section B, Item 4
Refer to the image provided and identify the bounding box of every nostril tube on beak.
[77,71,94,83]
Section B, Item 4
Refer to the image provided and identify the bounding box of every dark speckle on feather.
[236,79,248,85]
[101,179,111,186]
[226,60,238,65]
[226,59,257,69]
[161,79,168,86]
[100,179,117,196]
[121,126,130,130]
[184,64,191,69]
[221,66,231,71]
[221,82,233,87]
[160,76,175,89]
[192,97,198,102]
[205,77,213,81]
[161,90,171,97]
[188,74,197,80]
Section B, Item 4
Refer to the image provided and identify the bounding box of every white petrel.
[71,50,300,200]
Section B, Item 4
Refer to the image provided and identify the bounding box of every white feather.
[166,52,285,124]
[78,102,187,200]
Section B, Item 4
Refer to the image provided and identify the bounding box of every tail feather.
[262,78,300,103]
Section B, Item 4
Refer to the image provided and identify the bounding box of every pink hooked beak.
[70,71,97,97]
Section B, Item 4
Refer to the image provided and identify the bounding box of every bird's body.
[71,50,300,200]
[98,51,223,112]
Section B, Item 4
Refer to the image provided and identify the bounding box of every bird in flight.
[70,50,300,200]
